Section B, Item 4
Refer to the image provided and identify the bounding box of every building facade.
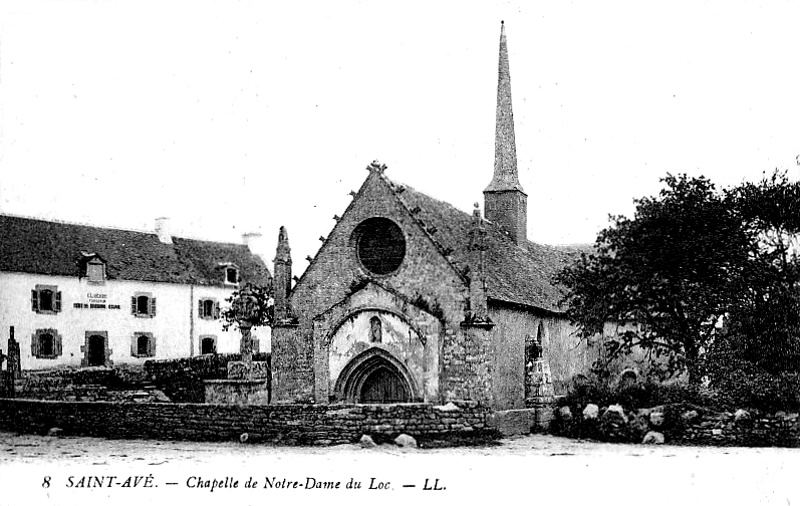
[270,23,604,410]
[0,215,272,370]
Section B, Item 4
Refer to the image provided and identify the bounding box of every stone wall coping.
[203,379,268,385]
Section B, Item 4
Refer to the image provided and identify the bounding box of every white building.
[0,214,272,370]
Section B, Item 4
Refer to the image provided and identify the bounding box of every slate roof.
[388,179,591,313]
[0,214,271,287]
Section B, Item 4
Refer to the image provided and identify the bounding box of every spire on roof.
[485,20,523,193]
[273,226,293,321]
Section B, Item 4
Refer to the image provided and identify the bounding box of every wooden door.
[359,366,410,403]
[88,335,105,366]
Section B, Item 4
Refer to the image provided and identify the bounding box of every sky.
[1,0,799,270]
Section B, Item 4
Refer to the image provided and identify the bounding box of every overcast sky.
[1,1,799,269]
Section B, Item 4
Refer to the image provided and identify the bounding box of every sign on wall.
[73,293,121,310]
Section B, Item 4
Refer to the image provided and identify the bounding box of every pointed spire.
[273,226,292,321]
[275,226,292,264]
[486,20,523,193]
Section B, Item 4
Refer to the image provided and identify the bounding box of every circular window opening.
[353,217,406,275]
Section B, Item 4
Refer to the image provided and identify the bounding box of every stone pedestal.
[204,360,270,405]
[204,378,270,405]
[525,357,555,404]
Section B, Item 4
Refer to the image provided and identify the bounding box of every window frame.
[352,217,407,276]
[198,298,220,320]
[86,258,106,285]
[31,285,62,314]
[131,332,156,358]
[131,292,156,318]
[200,335,218,355]
[31,328,62,359]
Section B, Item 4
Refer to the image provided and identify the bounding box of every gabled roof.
[387,179,591,313]
[0,214,271,287]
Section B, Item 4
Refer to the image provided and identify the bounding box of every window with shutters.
[31,329,62,359]
[198,298,220,320]
[31,285,62,314]
[131,332,156,358]
[131,292,156,317]
[200,335,217,355]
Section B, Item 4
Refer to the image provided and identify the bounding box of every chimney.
[242,232,263,251]
[154,217,172,244]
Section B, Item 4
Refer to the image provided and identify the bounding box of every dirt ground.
[1,431,798,506]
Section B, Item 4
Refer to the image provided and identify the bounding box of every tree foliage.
[558,173,756,383]
[704,171,800,408]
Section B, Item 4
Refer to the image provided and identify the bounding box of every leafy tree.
[557,174,752,384]
[704,170,800,409]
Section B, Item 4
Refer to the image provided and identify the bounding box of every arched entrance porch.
[334,348,419,404]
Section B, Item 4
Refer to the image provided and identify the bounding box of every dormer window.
[218,262,240,285]
[80,253,106,285]
[87,259,106,284]
[226,267,238,284]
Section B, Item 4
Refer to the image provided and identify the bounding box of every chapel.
[270,23,595,409]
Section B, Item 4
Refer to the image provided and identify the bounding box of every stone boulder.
[558,406,573,421]
[649,411,665,427]
[394,434,417,448]
[583,404,599,420]
[359,435,377,448]
[734,409,751,424]
[434,402,460,412]
[46,427,63,437]
[629,414,650,438]
[642,431,665,445]
[603,404,628,424]
[682,410,699,423]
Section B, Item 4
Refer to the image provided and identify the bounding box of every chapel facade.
[271,23,599,409]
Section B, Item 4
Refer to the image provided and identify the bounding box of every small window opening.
[137,295,149,315]
[39,333,54,357]
[201,337,217,355]
[39,290,54,312]
[369,316,382,343]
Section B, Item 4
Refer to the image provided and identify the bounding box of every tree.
[557,174,752,384]
[704,170,800,409]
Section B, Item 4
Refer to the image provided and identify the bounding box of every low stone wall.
[673,411,800,447]
[144,353,270,403]
[13,365,150,401]
[0,399,492,446]
[552,402,800,447]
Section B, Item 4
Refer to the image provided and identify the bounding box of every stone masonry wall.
[274,171,474,403]
[0,399,491,446]
[674,411,800,447]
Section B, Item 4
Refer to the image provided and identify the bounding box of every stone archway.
[335,348,419,404]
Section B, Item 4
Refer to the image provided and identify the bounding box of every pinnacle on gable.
[367,160,388,174]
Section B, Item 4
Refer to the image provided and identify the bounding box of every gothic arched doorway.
[359,365,410,403]
[335,348,418,404]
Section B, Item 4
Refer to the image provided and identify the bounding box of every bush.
[551,373,720,443]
